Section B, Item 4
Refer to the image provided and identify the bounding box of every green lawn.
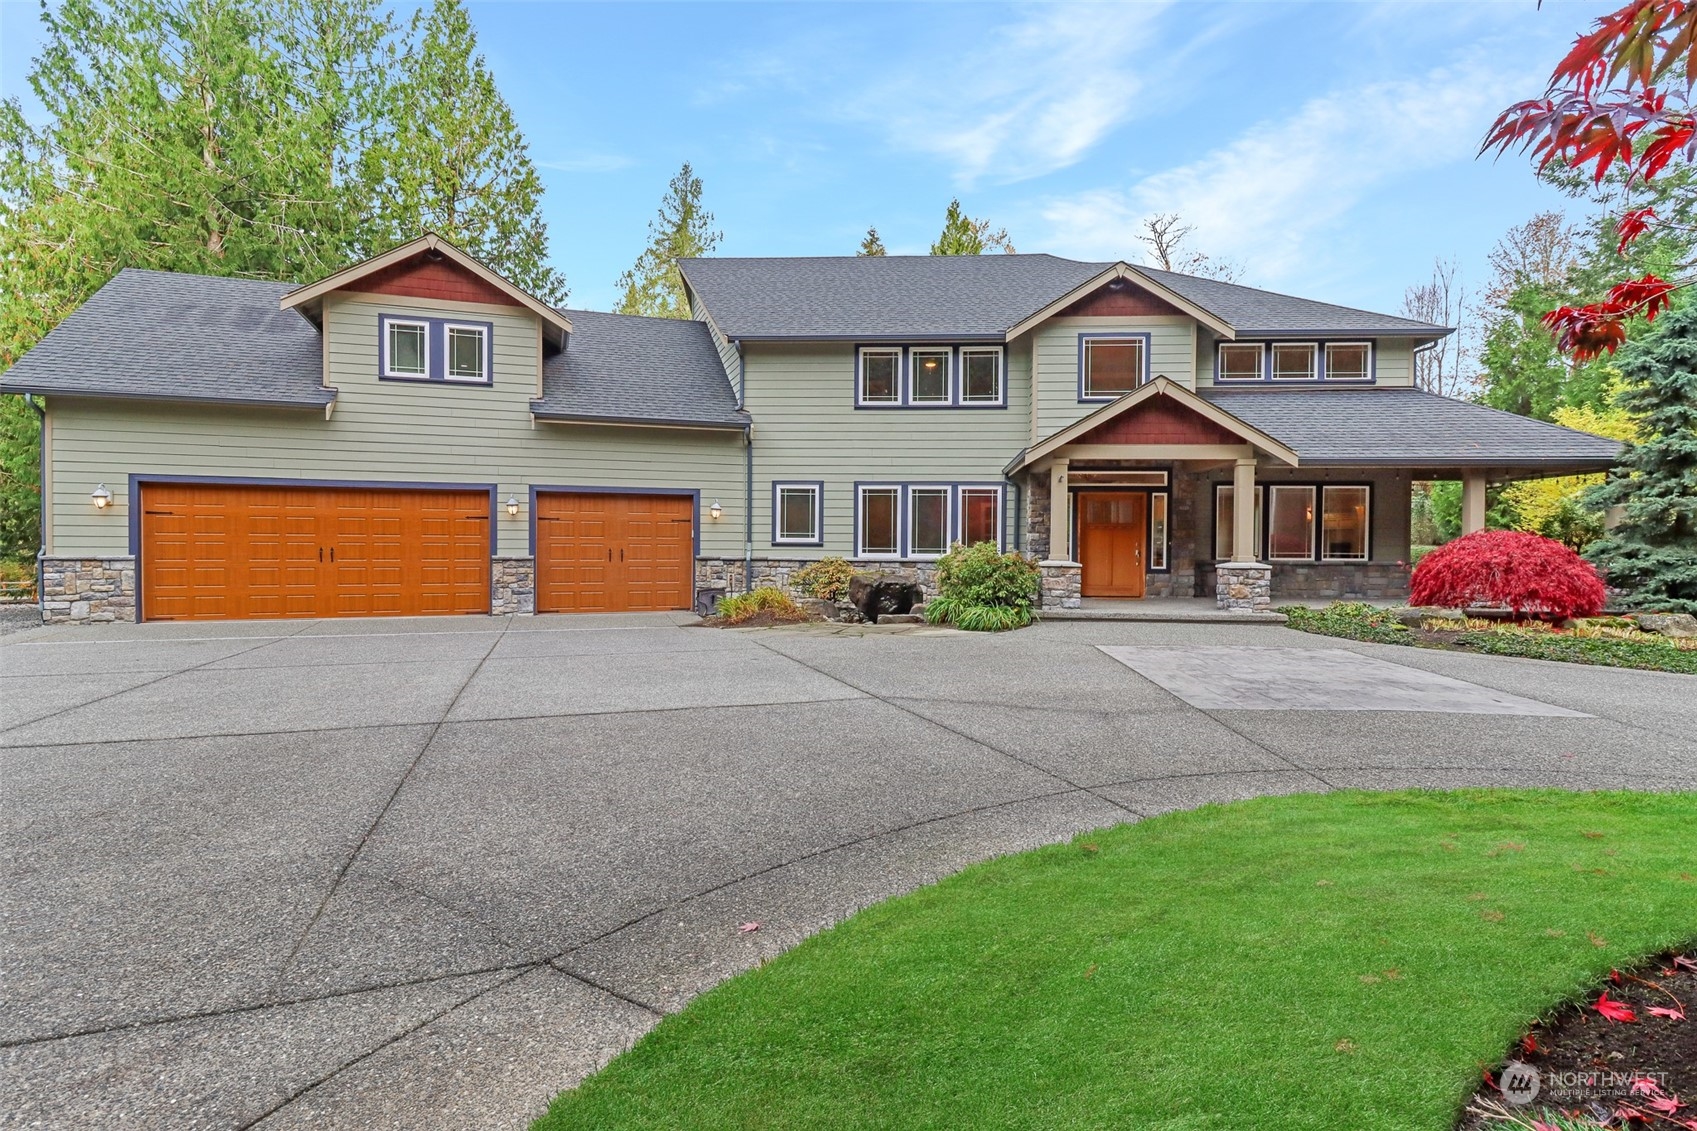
[537,791,1697,1131]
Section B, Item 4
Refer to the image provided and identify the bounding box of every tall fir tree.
[930,198,1014,255]
[857,226,887,256]
[1581,299,1697,613]
[361,0,566,300]
[615,162,721,319]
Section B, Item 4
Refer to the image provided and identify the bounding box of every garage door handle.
[330,547,335,562]
[607,548,612,561]
[319,547,323,562]
[620,548,624,562]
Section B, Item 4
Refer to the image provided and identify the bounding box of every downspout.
[25,394,46,608]
[737,342,752,596]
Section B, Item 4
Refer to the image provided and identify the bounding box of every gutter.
[25,394,45,609]
[1,386,335,411]
[739,343,752,595]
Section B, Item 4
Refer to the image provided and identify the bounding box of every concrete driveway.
[3,613,1693,1129]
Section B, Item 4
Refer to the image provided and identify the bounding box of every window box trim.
[1270,343,1318,384]
[853,482,905,558]
[906,483,954,558]
[378,313,495,387]
[442,321,491,383]
[958,345,1007,407]
[1321,341,1375,383]
[771,480,825,547]
[855,346,904,408]
[380,315,430,380]
[1214,341,1267,383]
[1077,332,1152,403]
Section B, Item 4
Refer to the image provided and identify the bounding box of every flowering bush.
[1410,530,1608,620]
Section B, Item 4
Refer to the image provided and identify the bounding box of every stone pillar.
[1048,458,1070,562]
[1037,560,1082,609]
[1461,471,1487,535]
[1215,562,1272,612]
[1232,457,1257,563]
[490,557,535,615]
[39,556,138,623]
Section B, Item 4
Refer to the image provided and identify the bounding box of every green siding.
[1032,316,1197,442]
[742,341,1030,558]
[45,293,745,559]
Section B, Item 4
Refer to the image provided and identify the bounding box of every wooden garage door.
[535,492,694,613]
[140,483,490,621]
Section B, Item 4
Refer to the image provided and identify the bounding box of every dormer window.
[445,324,488,382]
[385,319,428,377]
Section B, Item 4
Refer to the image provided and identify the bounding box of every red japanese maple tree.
[1410,530,1609,619]
[1484,0,1696,358]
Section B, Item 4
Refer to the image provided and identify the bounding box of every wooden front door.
[139,483,490,621]
[535,492,694,613]
[1078,492,1148,598]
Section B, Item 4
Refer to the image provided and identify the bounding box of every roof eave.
[2,384,336,410]
[528,407,750,431]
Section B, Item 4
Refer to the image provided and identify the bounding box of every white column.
[1232,457,1258,562]
[1461,471,1487,535]
[1049,458,1071,561]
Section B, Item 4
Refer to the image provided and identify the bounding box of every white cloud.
[1039,54,1540,281]
[537,154,635,174]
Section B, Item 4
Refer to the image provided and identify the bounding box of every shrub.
[792,557,854,602]
[1409,530,1607,620]
[715,586,805,625]
[1279,602,1414,645]
[924,542,1041,632]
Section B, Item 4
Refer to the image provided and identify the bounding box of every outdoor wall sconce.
[506,495,520,517]
[91,484,112,510]
[709,499,723,520]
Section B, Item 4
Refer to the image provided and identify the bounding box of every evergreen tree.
[857,226,887,256]
[1582,299,1697,612]
[930,198,1014,255]
[362,0,566,300]
[615,162,721,319]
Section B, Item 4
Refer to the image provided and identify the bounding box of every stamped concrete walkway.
[2,614,1693,1129]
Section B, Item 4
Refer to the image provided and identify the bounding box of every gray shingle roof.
[679,254,1449,341]
[534,309,747,429]
[1200,387,1623,468]
[0,269,332,407]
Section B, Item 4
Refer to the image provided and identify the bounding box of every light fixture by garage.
[709,499,723,520]
[506,495,520,517]
[91,484,112,510]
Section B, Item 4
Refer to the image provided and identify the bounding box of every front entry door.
[1079,492,1148,598]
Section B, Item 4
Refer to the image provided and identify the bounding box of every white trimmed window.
[1324,342,1371,382]
[959,486,1002,548]
[1217,343,1264,382]
[908,486,951,557]
[960,347,1004,404]
[858,485,901,556]
[1321,485,1370,561]
[1268,485,1317,560]
[1082,336,1146,399]
[774,483,822,545]
[909,349,951,404]
[1150,492,1169,570]
[858,348,901,405]
[1271,343,1317,381]
[1214,485,1264,561]
[444,324,488,382]
[384,319,428,378]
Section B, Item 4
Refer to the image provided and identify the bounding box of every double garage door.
[138,483,695,621]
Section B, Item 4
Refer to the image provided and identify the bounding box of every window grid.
[772,482,824,546]
[444,324,487,382]
[1079,334,1149,401]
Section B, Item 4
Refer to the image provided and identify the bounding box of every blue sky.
[2,1,1594,315]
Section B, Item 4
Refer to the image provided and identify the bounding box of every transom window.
[773,482,822,545]
[909,350,952,404]
[960,347,1003,403]
[858,348,901,405]
[1321,485,1370,560]
[858,486,902,556]
[909,486,951,557]
[1217,343,1264,382]
[445,324,487,382]
[1081,335,1147,400]
[385,319,428,377]
[1271,343,1317,381]
[1324,342,1371,381]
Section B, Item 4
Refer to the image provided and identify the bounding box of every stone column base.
[41,556,138,623]
[1038,560,1082,609]
[1215,561,1272,611]
[491,557,535,615]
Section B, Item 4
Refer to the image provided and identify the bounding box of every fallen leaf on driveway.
[738,921,760,934]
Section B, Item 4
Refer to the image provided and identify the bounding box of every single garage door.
[140,483,490,621]
[535,492,694,613]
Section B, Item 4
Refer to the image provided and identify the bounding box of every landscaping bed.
[1459,950,1695,1130]
[536,790,1697,1131]
[1282,603,1697,675]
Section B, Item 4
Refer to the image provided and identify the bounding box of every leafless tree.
[1482,212,1580,308]
[1402,258,1474,398]
[1136,213,1242,281]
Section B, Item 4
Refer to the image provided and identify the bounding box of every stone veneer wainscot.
[40,556,137,623]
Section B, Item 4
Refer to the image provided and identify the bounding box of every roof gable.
[350,253,524,308]
[1076,394,1244,446]
[1056,279,1185,318]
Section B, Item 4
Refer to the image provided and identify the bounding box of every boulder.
[847,573,924,624]
[1390,606,1464,628]
[794,597,835,620]
[1636,612,1697,638]
[877,613,925,625]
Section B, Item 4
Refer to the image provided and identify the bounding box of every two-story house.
[2,234,1622,624]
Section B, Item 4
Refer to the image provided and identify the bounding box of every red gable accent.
[1058,280,1184,318]
[346,253,523,307]
[1076,392,1244,446]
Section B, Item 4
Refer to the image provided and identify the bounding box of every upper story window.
[857,347,901,405]
[854,345,1006,408]
[379,314,494,386]
[1079,334,1148,401]
[385,319,428,378]
[1271,343,1317,381]
[1216,343,1264,382]
[1324,342,1372,381]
